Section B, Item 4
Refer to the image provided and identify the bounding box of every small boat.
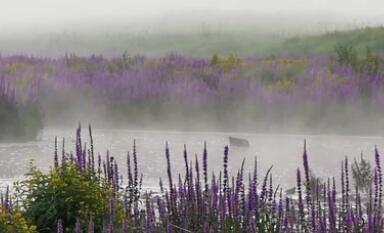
[229,136,250,147]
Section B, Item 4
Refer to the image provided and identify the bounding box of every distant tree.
[210,54,220,66]
[334,43,358,69]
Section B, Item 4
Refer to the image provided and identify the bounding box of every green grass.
[1,26,383,57]
[273,26,384,54]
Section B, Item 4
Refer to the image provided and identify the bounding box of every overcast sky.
[0,0,383,32]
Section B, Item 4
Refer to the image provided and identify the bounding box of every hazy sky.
[0,0,383,32]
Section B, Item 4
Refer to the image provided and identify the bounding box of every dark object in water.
[229,136,250,147]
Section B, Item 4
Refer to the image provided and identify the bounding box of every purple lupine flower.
[260,166,273,201]
[277,189,283,232]
[74,217,81,233]
[88,218,94,233]
[105,223,114,233]
[297,168,305,227]
[114,162,119,192]
[253,157,258,189]
[302,140,314,231]
[76,124,83,168]
[106,152,111,181]
[87,149,91,170]
[203,141,208,193]
[121,219,129,233]
[61,137,66,166]
[133,140,138,193]
[88,124,94,161]
[57,219,63,233]
[211,172,219,216]
[268,173,273,204]
[332,177,337,204]
[374,169,379,212]
[126,151,133,186]
[157,197,166,225]
[341,161,346,215]
[284,197,290,230]
[165,142,173,193]
[82,142,87,170]
[145,196,154,232]
[4,186,9,212]
[183,144,189,187]
[203,222,211,233]
[96,153,101,181]
[303,140,310,185]
[345,157,350,211]
[54,136,59,168]
[375,146,382,212]
[195,154,202,214]
[109,196,116,225]
[223,145,229,194]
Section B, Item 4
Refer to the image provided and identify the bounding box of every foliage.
[209,54,241,68]
[334,43,358,68]
[360,47,381,75]
[0,187,37,233]
[333,44,381,75]
[0,208,37,233]
[210,54,220,65]
[15,160,117,232]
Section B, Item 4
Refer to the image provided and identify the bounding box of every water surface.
[1,128,383,190]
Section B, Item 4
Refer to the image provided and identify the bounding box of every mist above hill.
[0,10,383,57]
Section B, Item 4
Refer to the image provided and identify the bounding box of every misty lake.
[1,128,383,191]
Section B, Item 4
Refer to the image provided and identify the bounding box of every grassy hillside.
[274,26,384,55]
[0,31,285,57]
[0,26,383,57]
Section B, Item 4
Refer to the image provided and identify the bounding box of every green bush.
[15,162,121,233]
[334,43,358,69]
[0,207,36,233]
[333,44,381,75]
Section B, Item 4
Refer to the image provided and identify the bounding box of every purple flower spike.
[57,219,63,233]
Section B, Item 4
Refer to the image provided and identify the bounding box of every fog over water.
[1,128,384,190]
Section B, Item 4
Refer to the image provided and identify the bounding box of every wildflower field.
[1,44,384,139]
[1,125,383,232]
[1,26,384,232]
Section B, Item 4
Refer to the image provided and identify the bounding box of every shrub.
[334,43,358,68]
[210,54,220,66]
[0,187,36,233]
[0,208,37,233]
[16,162,116,233]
